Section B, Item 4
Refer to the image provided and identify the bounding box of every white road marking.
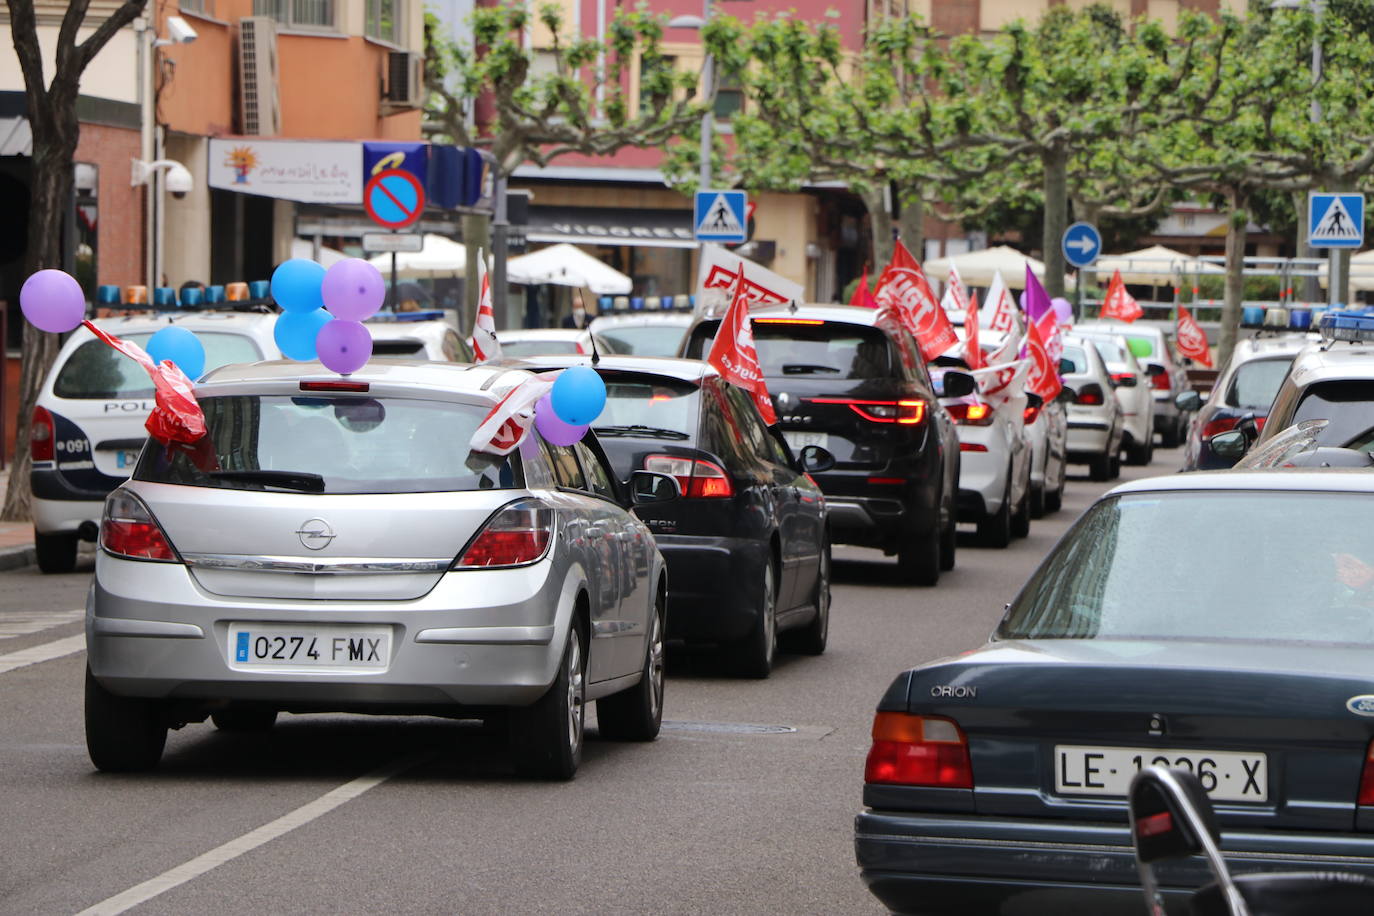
[75,752,431,916]
[0,634,86,674]
[0,608,83,639]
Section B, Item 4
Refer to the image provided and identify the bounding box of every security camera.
[166,16,197,44]
[165,163,193,199]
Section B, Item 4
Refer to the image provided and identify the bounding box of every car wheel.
[597,591,665,741]
[1011,468,1031,539]
[785,541,830,655]
[1029,482,1046,519]
[210,707,278,733]
[977,474,1012,548]
[85,666,167,773]
[1109,454,1122,479]
[938,490,957,572]
[511,626,585,780]
[1161,419,1181,449]
[1088,452,1112,482]
[1045,461,1066,513]
[729,561,777,678]
[1126,435,1154,466]
[898,527,940,586]
[35,530,78,574]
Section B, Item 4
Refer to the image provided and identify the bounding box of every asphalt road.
[0,451,1180,916]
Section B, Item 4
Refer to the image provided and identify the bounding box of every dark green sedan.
[856,470,1374,915]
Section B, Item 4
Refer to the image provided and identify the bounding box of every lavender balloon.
[20,269,86,333]
[316,319,373,375]
[1051,297,1074,325]
[321,258,386,322]
[535,394,588,446]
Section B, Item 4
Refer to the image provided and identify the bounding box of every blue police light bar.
[366,310,446,323]
[1319,308,1374,343]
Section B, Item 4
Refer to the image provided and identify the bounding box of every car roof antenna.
[588,328,601,367]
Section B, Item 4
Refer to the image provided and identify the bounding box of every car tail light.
[1150,372,1172,392]
[1111,372,1136,385]
[1023,405,1041,425]
[959,442,988,452]
[1201,416,1239,439]
[809,398,926,425]
[644,455,734,499]
[867,477,905,486]
[100,489,180,563]
[1075,384,1106,406]
[753,317,824,325]
[31,406,54,461]
[864,712,973,788]
[945,402,993,426]
[1358,739,1374,806]
[300,380,370,392]
[455,501,553,568]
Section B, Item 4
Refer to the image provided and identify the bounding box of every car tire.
[1126,436,1154,466]
[785,541,830,655]
[210,707,278,733]
[597,591,665,741]
[898,528,940,586]
[728,561,777,678]
[1109,454,1122,479]
[85,666,167,773]
[1029,482,1046,519]
[938,491,957,572]
[1011,468,1031,539]
[1161,420,1181,449]
[35,530,78,575]
[977,475,1012,548]
[510,626,585,780]
[1088,453,1112,482]
[1045,461,1066,513]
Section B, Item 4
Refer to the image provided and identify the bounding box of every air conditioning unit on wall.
[384,50,424,110]
[238,16,282,136]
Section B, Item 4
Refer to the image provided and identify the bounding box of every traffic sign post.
[694,190,749,243]
[1309,193,1365,305]
[1063,222,1101,321]
[362,232,423,254]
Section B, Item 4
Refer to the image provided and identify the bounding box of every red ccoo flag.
[708,266,778,425]
[1100,269,1144,322]
[873,240,958,360]
[1176,305,1212,368]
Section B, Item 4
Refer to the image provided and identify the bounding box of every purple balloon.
[321,258,386,322]
[316,319,373,375]
[535,393,588,446]
[1051,297,1074,325]
[20,269,85,333]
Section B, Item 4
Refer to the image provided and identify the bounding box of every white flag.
[940,264,969,314]
[986,270,1016,335]
[970,359,1031,411]
[695,243,804,317]
[469,373,557,456]
[985,305,1025,367]
[471,252,501,362]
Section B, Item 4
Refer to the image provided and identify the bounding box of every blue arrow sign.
[1309,193,1365,248]
[695,190,748,243]
[1062,222,1102,268]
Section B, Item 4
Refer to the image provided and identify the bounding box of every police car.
[30,311,279,573]
[366,310,473,361]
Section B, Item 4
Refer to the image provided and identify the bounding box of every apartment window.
[713,73,743,121]
[253,0,335,29]
[365,0,400,43]
[179,0,212,15]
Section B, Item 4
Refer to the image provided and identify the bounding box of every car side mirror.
[630,470,681,505]
[940,370,976,399]
[1025,392,1044,410]
[1056,387,1076,404]
[1174,390,1202,412]
[1146,364,1166,379]
[799,445,836,473]
[1129,767,1221,864]
[1207,429,1249,461]
[1058,358,1076,375]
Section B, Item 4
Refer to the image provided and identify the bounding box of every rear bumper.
[855,809,1374,916]
[31,467,112,536]
[1066,422,1112,459]
[654,534,767,643]
[956,447,1008,521]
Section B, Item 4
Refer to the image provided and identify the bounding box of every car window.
[136,395,514,494]
[685,320,898,380]
[595,374,699,438]
[520,435,558,489]
[1290,380,1374,446]
[1226,357,1294,409]
[999,491,1374,644]
[596,325,688,357]
[443,331,472,362]
[500,339,581,357]
[1060,346,1090,375]
[700,380,750,469]
[724,384,774,463]
[574,441,618,500]
[543,441,586,489]
[1089,338,1130,367]
[54,331,263,399]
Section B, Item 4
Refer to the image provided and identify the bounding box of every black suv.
[682,304,971,584]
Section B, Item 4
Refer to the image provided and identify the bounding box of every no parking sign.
[364,168,426,230]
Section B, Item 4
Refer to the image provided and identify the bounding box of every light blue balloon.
[550,366,607,426]
[270,258,326,314]
[146,326,206,380]
[274,308,331,361]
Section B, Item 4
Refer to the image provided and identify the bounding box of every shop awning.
[523,206,697,249]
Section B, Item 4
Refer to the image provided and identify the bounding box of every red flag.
[1024,319,1063,403]
[82,320,206,445]
[471,254,501,362]
[707,267,777,425]
[1176,305,1212,368]
[963,291,985,370]
[1100,270,1143,322]
[848,267,876,308]
[1035,311,1064,364]
[469,374,558,455]
[873,240,958,360]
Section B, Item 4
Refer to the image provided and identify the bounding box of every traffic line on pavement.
[0,634,86,674]
[74,752,433,916]
[0,608,83,639]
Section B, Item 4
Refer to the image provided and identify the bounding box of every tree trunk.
[1294,190,1321,303]
[858,185,894,271]
[1041,145,1068,300]
[1217,188,1248,370]
[896,183,924,260]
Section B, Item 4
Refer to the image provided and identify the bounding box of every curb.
[0,545,35,572]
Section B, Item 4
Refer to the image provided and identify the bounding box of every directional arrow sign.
[1062,222,1102,268]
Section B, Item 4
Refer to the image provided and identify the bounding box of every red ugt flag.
[873,240,958,360]
[1176,305,1212,368]
[1100,269,1143,322]
[707,266,778,425]
[849,266,876,308]
[1024,318,1063,403]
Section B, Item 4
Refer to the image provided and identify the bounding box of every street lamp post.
[668,5,714,191]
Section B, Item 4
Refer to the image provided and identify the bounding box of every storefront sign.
[209,139,362,203]
[525,206,697,248]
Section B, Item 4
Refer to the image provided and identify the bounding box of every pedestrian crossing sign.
[1309,192,1365,248]
[694,190,749,243]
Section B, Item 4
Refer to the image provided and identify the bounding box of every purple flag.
[1024,265,1053,325]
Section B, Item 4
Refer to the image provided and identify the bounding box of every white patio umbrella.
[367,234,469,279]
[922,246,1068,290]
[291,238,349,267]
[505,243,632,295]
[1092,245,1222,285]
[1318,248,1374,293]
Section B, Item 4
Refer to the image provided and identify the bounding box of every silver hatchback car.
[86,360,670,780]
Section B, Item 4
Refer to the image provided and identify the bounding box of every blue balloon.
[550,366,607,426]
[274,308,331,361]
[270,259,326,314]
[146,325,206,380]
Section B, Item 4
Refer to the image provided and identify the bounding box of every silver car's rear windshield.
[999,491,1374,644]
[135,395,515,494]
[597,325,688,357]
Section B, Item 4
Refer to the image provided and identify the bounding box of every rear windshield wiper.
[594,425,690,440]
[781,364,842,375]
[208,469,326,493]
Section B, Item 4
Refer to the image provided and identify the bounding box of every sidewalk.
[0,467,35,571]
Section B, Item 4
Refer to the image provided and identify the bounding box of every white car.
[30,311,280,573]
[1076,322,1190,447]
[1060,334,1126,481]
[496,328,599,358]
[590,313,693,357]
[367,314,473,361]
[1076,331,1154,465]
